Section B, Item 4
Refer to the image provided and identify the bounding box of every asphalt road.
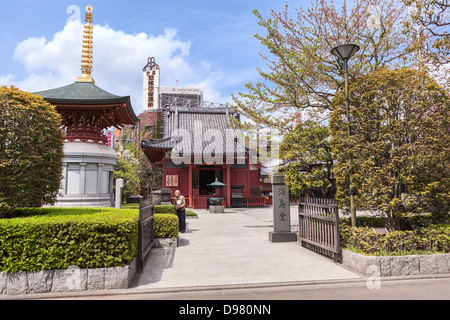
[44,275,450,300]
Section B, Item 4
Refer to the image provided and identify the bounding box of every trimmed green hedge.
[154,214,179,239]
[154,205,177,214]
[0,207,182,272]
[154,205,197,217]
[340,215,450,256]
[340,214,449,230]
[0,208,139,273]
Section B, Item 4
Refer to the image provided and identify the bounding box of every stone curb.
[0,259,136,296]
[341,249,450,277]
[153,238,179,248]
[1,237,179,297]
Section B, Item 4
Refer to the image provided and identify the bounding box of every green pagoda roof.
[34,81,139,124]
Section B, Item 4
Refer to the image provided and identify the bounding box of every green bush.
[341,216,387,228]
[0,208,139,273]
[340,214,449,230]
[154,205,197,217]
[0,86,64,217]
[340,224,450,256]
[0,206,183,273]
[154,205,177,214]
[154,214,178,239]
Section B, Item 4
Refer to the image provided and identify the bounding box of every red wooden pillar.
[247,164,251,198]
[226,164,231,207]
[188,164,193,208]
[162,159,167,188]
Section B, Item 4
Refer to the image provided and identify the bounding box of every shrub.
[154,205,177,214]
[154,205,197,217]
[340,224,450,256]
[154,214,179,239]
[0,208,139,272]
[0,86,64,217]
[0,207,182,272]
[341,216,387,228]
[331,69,450,230]
[340,214,449,230]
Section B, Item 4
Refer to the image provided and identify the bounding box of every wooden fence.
[138,199,154,270]
[298,197,341,262]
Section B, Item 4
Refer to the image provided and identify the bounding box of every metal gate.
[138,199,154,269]
[298,197,341,262]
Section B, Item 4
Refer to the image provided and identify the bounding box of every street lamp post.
[331,44,360,227]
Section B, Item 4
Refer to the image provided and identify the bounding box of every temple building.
[140,59,272,209]
[35,5,138,207]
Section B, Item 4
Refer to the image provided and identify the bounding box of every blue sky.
[0,0,303,114]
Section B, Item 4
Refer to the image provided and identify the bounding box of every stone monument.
[269,175,297,242]
[152,188,172,205]
[115,178,124,209]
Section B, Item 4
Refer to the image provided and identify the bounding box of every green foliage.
[154,214,179,239]
[154,205,177,214]
[402,0,450,84]
[280,120,334,197]
[330,68,450,229]
[153,204,197,217]
[231,1,411,134]
[340,214,449,230]
[114,153,140,197]
[340,215,450,255]
[0,86,64,216]
[151,120,162,139]
[185,211,197,217]
[340,224,450,256]
[0,206,185,272]
[0,208,139,272]
[136,153,162,190]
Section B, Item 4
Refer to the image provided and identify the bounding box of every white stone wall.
[341,249,450,277]
[53,142,118,207]
[0,260,136,296]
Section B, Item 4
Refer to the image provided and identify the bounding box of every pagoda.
[35,5,138,207]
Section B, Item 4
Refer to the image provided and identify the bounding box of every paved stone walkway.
[136,206,361,289]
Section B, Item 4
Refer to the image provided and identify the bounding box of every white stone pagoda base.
[51,142,118,208]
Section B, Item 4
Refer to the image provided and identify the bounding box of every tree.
[330,68,449,229]
[402,0,450,88]
[231,0,411,133]
[114,150,140,199]
[136,153,163,191]
[0,86,64,216]
[279,120,334,198]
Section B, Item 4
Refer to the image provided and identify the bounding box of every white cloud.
[1,20,228,114]
[0,74,15,85]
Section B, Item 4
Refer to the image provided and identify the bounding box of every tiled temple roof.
[141,106,246,157]
[34,81,139,125]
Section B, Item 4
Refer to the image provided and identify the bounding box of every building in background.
[140,106,272,209]
[142,56,204,111]
[142,57,160,112]
[160,86,203,108]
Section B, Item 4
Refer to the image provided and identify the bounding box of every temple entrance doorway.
[199,170,215,195]
[198,168,223,195]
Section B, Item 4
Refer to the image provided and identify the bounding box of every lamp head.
[331,44,360,61]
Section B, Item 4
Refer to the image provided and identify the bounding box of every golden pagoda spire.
[77,5,95,83]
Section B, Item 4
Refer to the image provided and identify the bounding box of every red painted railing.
[243,197,267,207]
[65,125,108,144]
[167,196,268,209]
